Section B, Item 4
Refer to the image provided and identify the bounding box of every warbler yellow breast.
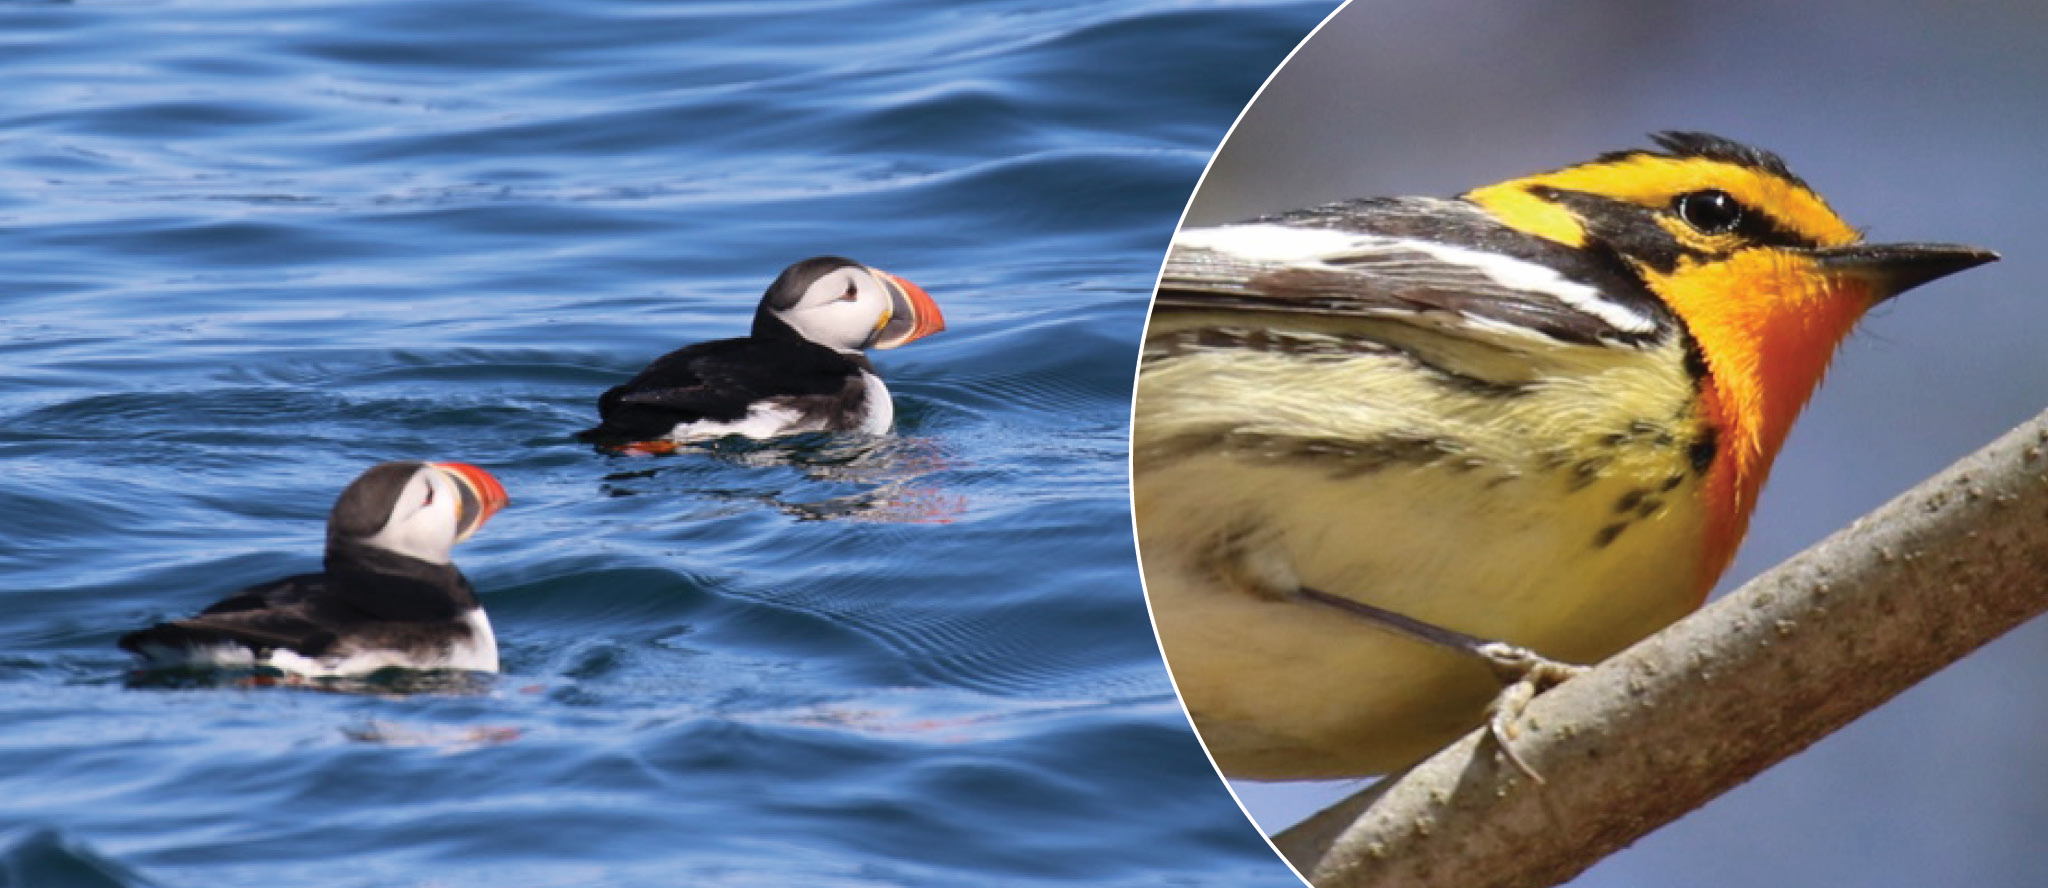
[1134,132,1996,779]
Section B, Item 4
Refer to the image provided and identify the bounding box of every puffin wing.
[583,338,860,441]
[119,575,340,660]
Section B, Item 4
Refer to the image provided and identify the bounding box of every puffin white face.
[773,265,900,353]
[360,463,507,565]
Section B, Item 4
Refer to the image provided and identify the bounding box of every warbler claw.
[1474,643,1587,782]
[1472,641,1588,687]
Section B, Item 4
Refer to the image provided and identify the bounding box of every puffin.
[120,460,510,677]
[579,256,945,451]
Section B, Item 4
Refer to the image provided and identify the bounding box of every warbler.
[1133,132,1997,781]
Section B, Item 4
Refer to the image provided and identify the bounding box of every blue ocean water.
[0,1,1336,884]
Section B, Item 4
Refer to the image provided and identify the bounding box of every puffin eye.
[1673,189,1744,235]
[838,280,859,302]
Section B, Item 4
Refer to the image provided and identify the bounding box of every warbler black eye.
[1674,189,1743,235]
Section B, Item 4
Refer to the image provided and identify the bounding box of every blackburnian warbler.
[1133,132,1997,780]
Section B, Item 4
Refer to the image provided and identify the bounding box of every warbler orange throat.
[1133,132,1997,780]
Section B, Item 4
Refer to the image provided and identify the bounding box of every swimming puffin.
[579,256,945,451]
[119,460,510,677]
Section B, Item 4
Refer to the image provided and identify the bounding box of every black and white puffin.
[120,461,510,677]
[579,256,945,452]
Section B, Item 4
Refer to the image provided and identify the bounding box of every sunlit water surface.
[0,1,1336,884]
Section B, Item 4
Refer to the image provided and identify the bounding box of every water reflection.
[594,433,966,524]
[123,664,499,697]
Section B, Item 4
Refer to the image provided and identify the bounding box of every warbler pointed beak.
[430,461,509,543]
[1814,242,1998,302]
[867,268,945,350]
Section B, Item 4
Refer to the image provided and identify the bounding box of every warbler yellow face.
[1134,132,1995,779]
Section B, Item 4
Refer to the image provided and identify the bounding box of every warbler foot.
[1291,586,1587,778]
[1474,642,1587,781]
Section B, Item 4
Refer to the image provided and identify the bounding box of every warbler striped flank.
[1133,132,1997,780]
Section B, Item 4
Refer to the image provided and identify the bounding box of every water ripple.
[0,0,1332,885]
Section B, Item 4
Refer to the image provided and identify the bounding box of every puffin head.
[327,461,509,565]
[752,256,945,353]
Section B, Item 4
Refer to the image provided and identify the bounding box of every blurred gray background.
[1180,1,2048,885]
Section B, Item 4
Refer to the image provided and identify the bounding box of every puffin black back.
[579,256,944,452]
[120,460,508,677]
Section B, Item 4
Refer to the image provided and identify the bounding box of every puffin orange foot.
[616,440,679,456]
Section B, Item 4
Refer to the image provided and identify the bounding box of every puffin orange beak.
[868,269,945,350]
[431,461,509,543]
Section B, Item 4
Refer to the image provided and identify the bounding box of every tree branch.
[1273,407,2048,888]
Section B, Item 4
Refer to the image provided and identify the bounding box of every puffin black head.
[751,256,946,352]
[327,461,509,566]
